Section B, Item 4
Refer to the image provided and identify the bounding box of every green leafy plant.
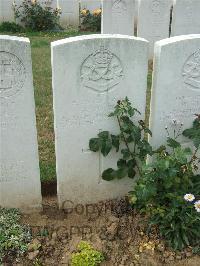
[0,22,24,33]
[80,8,101,32]
[130,115,200,250]
[0,208,31,263]
[71,241,104,266]
[89,98,153,181]
[15,0,62,31]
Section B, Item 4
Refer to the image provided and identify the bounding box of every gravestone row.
[1,0,200,58]
[0,34,200,211]
[102,0,200,59]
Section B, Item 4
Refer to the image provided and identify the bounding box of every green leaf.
[98,131,110,139]
[174,147,187,164]
[117,159,127,168]
[102,168,115,181]
[167,138,181,148]
[100,138,112,156]
[121,149,131,159]
[131,125,141,142]
[129,194,137,204]
[183,118,200,148]
[193,138,200,148]
[127,159,137,168]
[154,145,166,154]
[128,168,136,179]
[138,140,153,158]
[108,112,115,117]
[115,167,128,179]
[183,147,192,155]
[89,138,100,152]
[97,131,112,156]
[111,134,120,152]
[102,166,128,180]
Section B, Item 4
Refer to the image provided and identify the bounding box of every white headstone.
[171,0,200,37]
[59,0,79,29]
[137,0,172,59]
[0,0,15,23]
[80,0,101,12]
[0,36,42,211]
[0,1,2,23]
[150,35,200,161]
[101,0,135,35]
[39,0,58,8]
[52,34,149,207]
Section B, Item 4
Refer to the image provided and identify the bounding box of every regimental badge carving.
[152,0,160,13]
[182,48,200,90]
[80,46,124,93]
[112,0,127,12]
[0,51,26,98]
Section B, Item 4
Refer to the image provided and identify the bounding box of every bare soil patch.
[6,196,200,265]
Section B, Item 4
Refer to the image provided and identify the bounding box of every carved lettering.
[161,95,200,122]
[0,162,28,182]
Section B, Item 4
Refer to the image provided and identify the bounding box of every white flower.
[184,193,195,202]
[194,200,200,212]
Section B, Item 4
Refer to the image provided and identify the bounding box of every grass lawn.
[0,30,152,182]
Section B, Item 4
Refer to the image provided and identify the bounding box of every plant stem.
[117,115,142,176]
[190,147,199,164]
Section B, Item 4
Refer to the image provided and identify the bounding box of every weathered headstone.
[0,0,15,23]
[0,1,2,23]
[39,0,58,8]
[171,0,200,37]
[150,35,200,162]
[52,34,149,206]
[80,0,101,12]
[137,0,172,59]
[101,0,135,35]
[59,0,79,29]
[0,36,42,211]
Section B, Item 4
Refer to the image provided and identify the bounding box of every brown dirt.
[6,196,200,266]
[41,181,57,196]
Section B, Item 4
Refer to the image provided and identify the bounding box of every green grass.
[146,63,153,127]
[0,30,152,182]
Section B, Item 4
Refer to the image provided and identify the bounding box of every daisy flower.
[184,193,195,202]
[194,200,200,213]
